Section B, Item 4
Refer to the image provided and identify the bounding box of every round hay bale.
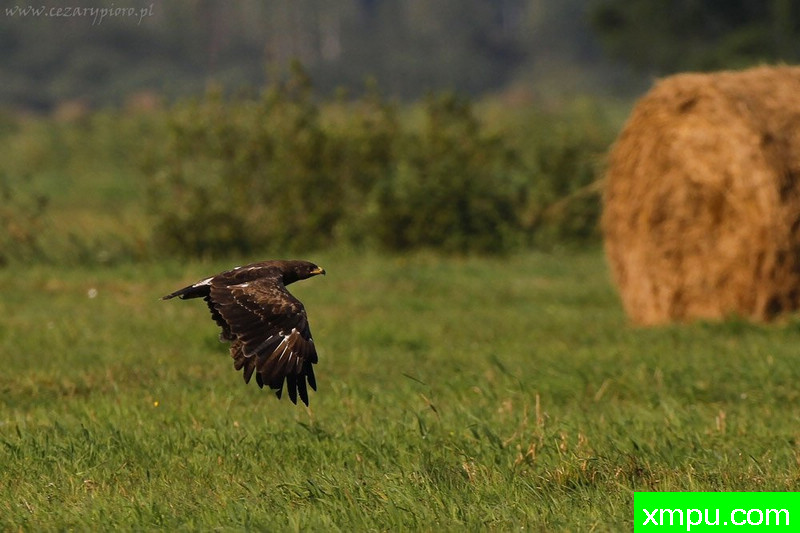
[602,65,800,325]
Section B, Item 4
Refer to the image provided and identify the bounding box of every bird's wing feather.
[209,277,317,405]
[205,295,234,341]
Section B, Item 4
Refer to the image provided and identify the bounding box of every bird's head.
[283,260,326,285]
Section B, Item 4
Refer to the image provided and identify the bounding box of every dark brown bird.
[162,260,325,406]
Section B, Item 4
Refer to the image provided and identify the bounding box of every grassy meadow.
[3,250,800,530]
[3,91,800,530]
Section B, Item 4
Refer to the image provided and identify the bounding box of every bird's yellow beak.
[311,266,326,276]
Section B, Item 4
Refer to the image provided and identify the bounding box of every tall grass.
[2,251,800,530]
[0,109,158,265]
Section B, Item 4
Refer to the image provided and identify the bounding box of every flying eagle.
[162,260,325,406]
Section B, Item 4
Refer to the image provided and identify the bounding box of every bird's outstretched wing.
[209,278,318,405]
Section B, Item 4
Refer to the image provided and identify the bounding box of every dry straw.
[602,65,800,325]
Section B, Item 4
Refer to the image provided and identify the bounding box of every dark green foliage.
[590,0,800,73]
[373,94,523,253]
[0,67,618,264]
[148,66,398,256]
[0,0,575,111]
[524,129,606,246]
[148,67,612,257]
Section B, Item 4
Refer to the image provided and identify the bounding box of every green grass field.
[3,249,800,530]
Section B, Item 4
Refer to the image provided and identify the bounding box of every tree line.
[3,0,799,112]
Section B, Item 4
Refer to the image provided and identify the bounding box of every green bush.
[0,65,617,264]
[524,130,606,246]
[148,66,398,256]
[148,65,608,257]
[373,93,524,253]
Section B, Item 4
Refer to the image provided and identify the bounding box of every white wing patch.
[193,276,215,287]
[277,337,291,361]
[276,328,297,356]
[248,328,299,361]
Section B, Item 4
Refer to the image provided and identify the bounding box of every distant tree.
[311,0,529,97]
[589,0,800,73]
[0,0,626,111]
